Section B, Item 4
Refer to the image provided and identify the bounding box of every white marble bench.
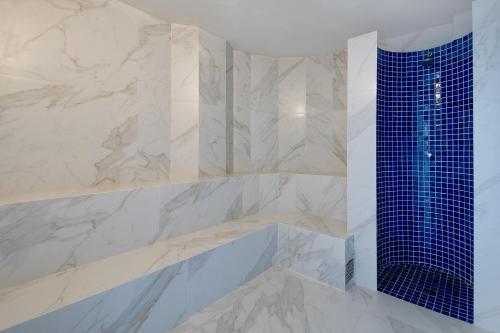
[0,214,352,333]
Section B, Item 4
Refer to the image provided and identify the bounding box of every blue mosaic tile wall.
[376,33,473,322]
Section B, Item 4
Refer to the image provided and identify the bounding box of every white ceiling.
[121,0,472,56]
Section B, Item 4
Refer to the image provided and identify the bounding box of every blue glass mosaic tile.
[376,33,473,323]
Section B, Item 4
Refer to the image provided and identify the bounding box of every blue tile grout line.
[376,33,473,323]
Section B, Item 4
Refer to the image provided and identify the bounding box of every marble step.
[0,214,352,333]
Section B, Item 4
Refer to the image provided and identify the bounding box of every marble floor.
[171,266,490,333]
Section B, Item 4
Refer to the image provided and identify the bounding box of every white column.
[474,0,500,330]
[347,31,378,289]
[170,25,227,180]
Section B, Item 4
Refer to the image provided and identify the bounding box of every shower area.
[376,34,473,323]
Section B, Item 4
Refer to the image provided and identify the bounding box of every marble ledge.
[0,213,349,332]
[0,172,346,205]
[231,171,347,178]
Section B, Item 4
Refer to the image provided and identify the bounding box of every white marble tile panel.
[198,103,226,177]
[4,262,188,333]
[304,54,347,175]
[275,223,289,265]
[241,174,260,216]
[0,212,272,332]
[278,57,306,171]
[287,227,346,290]
[171,266,369,333]
[473,0,500,330]
[158,176,257,241]
[250,55,279,172]
[258,173,296,214]
[232,50,252,173]
[0,188,160,289]
[170,24,200,180]
[186,225,277,315]
[199,29,226,177]
[225,43,234,174]
[172,266,487,333]
[296,174,347,221]
[135,23,171,183]
[347,31,378,289]
[0,0,171,201]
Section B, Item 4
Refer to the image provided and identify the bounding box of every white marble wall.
[259,173,347,222]
[347,31,378,289]
[0,188,159,288]
[0,171,347,290]
[170,24,200,180]
[230,50,347,176]
[0,0,172,203]
[0,2,231,200]
[473,0,500,330]
[226,43,234,174]
[250,55,280,172]
[305,52,348,174]
[285,226,350,290]
[278,58,306,171]
[170,25,228,180]
[157,175,259,241]
[232,50,252,173]
[259,173,296,213]
[199,30,227,177]
[296,174,347,222]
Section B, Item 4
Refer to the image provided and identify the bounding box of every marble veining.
[0,188,159,288]
[0,212,349,332]
[231,50,252,173]
[171,266,487,333]
[2,224,277,333]
[0,172,344,290]
[0,0,171,202]
[304,52,347,175]
[278,57,306,171]
[250,55,279,172]
[259,173,347,227]
[170,24,200,180]
[199,29,226,177]
[230,50,347,176]
[225,43,234,174]
[296,173,347,222]
[158,176,258,241]
[286,227,348,289]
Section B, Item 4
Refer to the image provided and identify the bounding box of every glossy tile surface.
[171,266,490,333]
[347,31,378,289]
[377,34,474,323]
